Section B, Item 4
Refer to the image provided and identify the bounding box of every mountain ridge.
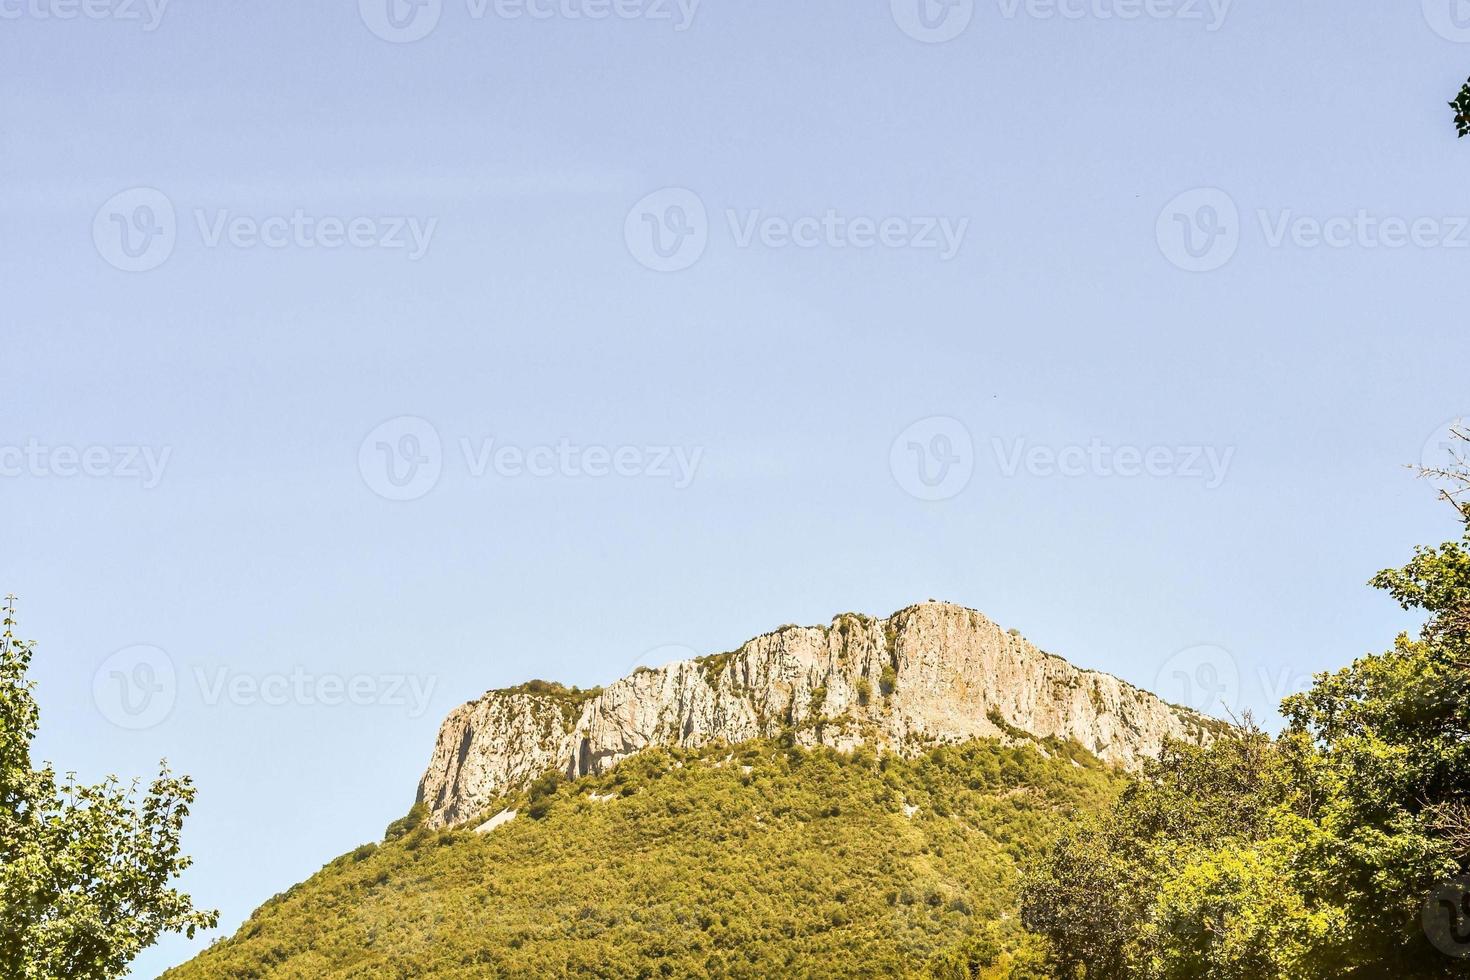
[417,600,1220,828]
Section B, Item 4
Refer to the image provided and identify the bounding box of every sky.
[3,0,1469,975]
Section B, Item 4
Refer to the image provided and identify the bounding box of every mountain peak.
[416,603,1218,828]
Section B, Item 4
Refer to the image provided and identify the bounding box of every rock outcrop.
[416,601,1218,828]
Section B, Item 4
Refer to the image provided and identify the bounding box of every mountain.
[164,602,1222,979]
[418,601,1217,829]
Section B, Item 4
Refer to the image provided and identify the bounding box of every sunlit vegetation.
[164,737,1121,979]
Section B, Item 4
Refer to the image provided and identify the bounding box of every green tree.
[1021,724,1303,977]
[0,598,215,979]
[1453,79,1470,138]
[1022,430,1470,977]
[1274,438,1470,974]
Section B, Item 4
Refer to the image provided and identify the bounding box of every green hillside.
[164,736,1121,979]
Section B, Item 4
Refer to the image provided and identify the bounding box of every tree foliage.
[0,599,215,979]
[165,736,1120,979]
[1453,79,1470,139]
[1022,435,1470,978]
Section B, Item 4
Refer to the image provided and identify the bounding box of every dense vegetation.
[1022,455,1470,977]
[165,735,1121,978]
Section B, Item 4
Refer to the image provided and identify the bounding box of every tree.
[1453,80,1470,139]
[1022,430,1470,977]
[1020,723,1309,978]
[0,598,215,979]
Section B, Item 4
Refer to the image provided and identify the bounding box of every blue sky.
[4,1,1470,974]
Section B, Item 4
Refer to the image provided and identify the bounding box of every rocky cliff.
[417,601,1218,827]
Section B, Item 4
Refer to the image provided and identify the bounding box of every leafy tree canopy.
[1022,433,1470,978]
[0,599,215,980]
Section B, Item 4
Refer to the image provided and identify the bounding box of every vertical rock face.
[417,602,1218,828]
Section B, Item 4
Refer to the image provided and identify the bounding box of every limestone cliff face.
[417,602,1217,828]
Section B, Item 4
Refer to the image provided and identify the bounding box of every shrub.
[164,736,1122,980]
[384,802,428,841]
